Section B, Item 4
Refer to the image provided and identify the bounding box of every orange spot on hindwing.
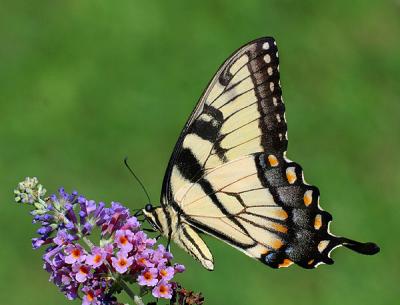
[314,214,322,229]
[278,259,293,268]
[274,209,288,220]
[286,167,297,184]
[267,155,279,167]
[271,239,283,250]
[272,223,288,233]
[303,190,313,206]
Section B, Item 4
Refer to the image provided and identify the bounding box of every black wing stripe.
[180,225,209,260]
[187,217,256,249]
[237,215,285,237]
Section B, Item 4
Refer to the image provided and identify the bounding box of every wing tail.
[336,236,380,255]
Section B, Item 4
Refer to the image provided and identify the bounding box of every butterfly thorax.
[143,205,176,238]
[143,204,215,270]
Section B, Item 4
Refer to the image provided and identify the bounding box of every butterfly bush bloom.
[86,247,106,268]
[152,281,173,299]
[13,177,202,305]
[111,251,133,274]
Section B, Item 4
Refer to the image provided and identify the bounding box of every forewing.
[161,37,286,204]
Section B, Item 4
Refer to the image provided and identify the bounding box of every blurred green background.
[1,0,399,304]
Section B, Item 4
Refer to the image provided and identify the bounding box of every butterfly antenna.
[124,157,152,204]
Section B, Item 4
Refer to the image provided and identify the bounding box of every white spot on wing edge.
[264,54,271,63]
[269,82,275,92]
[262,42,270,50]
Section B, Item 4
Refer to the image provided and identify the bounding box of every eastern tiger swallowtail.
[142,37,379,270]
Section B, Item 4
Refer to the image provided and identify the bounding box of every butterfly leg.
[142,228,157,233]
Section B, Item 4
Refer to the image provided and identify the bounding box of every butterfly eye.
[144,203,153,212]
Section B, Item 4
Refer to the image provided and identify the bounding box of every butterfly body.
[143,37,379,271]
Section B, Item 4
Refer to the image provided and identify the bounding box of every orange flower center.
[79,266,89,275]
[94,254,102,264]
[160,269,168,277]
[119,236,128,245]
[72,249,81,258]
[159,285,167,294]
[87,291,94,302]
[118,258,127,267]
[144,271,153,280]
[138,258,146,265]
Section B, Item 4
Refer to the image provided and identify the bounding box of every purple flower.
[100,202,131,236]
[32,237,46,249]
[65,244,86,264]
[134,231,156,252]
[137,267,159,287]
[174,263,186,273]
[53,230,74,246]
[64,283,79,300]
[37,225,52,236]
[122,216,140,231]
[72,263,91,283]
[114,230,133,252]
[158,265,175,281]
[86,247,106,268]
[82,287,97,305]
[111,251,133,274]
[152,281,173,299]
[81,222,93,235]
[151,244,171,266]
[61,274,71,286]
[135,250,155,268]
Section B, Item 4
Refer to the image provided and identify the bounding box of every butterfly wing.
[161,37,286,204]
[160,37,379,269]
[174,154,336,268]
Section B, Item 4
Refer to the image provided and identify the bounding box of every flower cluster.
[14,177,188,305]
[14,176,46,204]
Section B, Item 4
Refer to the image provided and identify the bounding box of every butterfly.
[141,37,379,270]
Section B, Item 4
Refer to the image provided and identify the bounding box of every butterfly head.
[142,203,168,234]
